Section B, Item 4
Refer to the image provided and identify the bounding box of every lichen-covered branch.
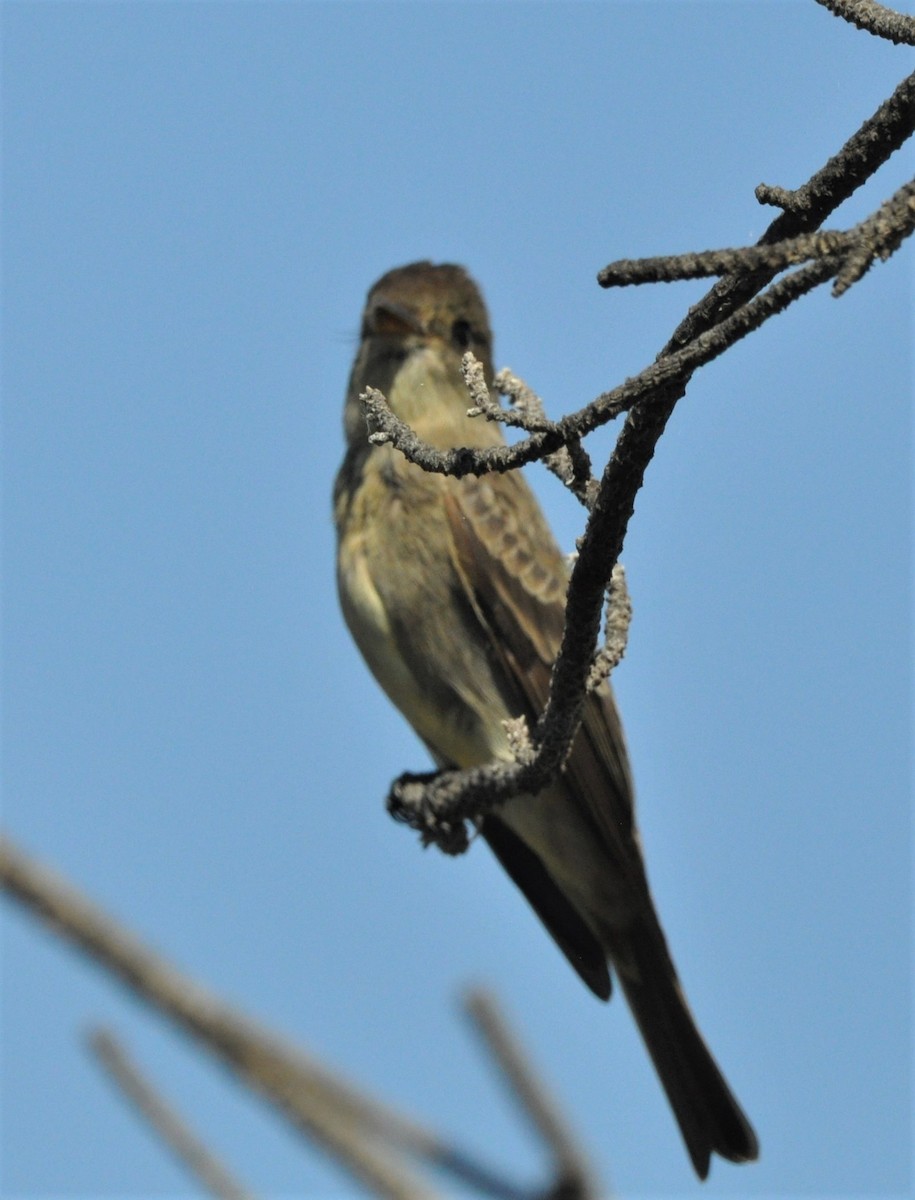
[596,179,915,294]
[815,0,915,44]
[587,565,632,693]
[384,66,914,850]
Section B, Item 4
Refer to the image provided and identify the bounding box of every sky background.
[2,2,912,1198]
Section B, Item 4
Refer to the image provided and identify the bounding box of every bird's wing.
[442,471,566,709]
[444,470,760,1175]
[442,470,651,995]
[443,471,637,855]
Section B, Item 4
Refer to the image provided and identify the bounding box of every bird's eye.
[451,318,473,350]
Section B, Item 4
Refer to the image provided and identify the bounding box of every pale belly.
[337,523,508,769]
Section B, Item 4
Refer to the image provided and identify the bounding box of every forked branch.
[381,66,915,852]
[0,835,604,1200]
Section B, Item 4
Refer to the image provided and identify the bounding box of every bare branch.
[385,66,914,848]
[3,835,599,1200]
[832,176,915,293]
[495,368,598,507]
[464,989,606,1200]
[361,248,837,500]
[363,65,915,506]
[515,70,915,857]
[597,178,915,295]
[463,355,539,431]
[363,72,915,495]
[89,1028,258,1200]
[462,350,500,418]
[0,834,437,1200]
[597,231,849,287]
[814,0,915,44]
[494,368,556,433]
[388,257,840,850]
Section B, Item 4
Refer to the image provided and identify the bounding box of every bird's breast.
[336,458,507,766]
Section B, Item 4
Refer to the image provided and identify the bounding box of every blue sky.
[2,2,912,1197]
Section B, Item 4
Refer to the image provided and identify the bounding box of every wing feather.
[444,472,643,884]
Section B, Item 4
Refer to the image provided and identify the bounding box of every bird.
[333,260,758,1178]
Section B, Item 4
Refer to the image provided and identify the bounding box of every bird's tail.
[612,912,759,1179]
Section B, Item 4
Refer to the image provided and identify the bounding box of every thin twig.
[464,355,544,431]
[597,230,849,287]
[833,176,915,293]
[597,178,915,294]
[587,564,632,693]
[89,1028,258,1200]
[361,247,839,495]
[464,989,605,1200]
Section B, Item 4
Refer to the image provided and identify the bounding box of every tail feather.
[613,916,759,1178]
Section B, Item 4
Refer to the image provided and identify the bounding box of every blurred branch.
[464,989,607,1200]
[0,834,433,1200]
[384,63,915,853]
[88,1028,258,1200]
[1,834,601,1200]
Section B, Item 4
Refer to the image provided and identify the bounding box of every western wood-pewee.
[334,261,758,1177]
